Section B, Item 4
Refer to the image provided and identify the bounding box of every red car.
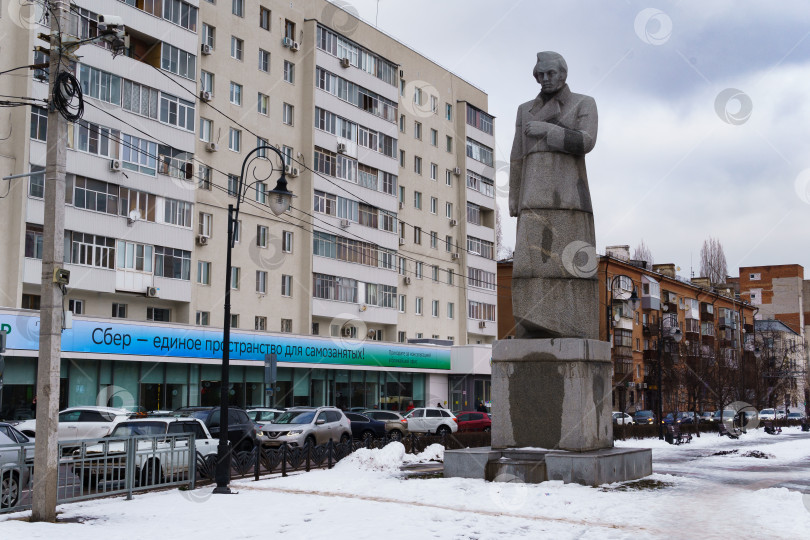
[455,412,491,432]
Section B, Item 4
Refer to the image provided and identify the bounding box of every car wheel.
[483,426,491,433]
[361,430,374,443]
[339,433,351,444]
[140,460,163,486]
[388,430,403,441]
[0,471,20,509]
[437,425,451,436]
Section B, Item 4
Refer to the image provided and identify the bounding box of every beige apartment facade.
[0,0,496,416]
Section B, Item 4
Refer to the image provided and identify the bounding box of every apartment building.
[0,0,496,416]
[497,246,757,414]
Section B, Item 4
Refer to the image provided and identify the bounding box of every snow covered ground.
[2,429,809,539]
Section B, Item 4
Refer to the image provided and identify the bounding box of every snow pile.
[335,441,406,472]
[402,443,444,464]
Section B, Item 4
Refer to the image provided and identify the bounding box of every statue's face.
[535,60,566,94]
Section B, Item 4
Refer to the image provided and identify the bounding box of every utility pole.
[32,0,70,522]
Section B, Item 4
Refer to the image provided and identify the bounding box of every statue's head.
[533,51,568,95]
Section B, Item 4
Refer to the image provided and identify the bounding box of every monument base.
[444,446,652,487]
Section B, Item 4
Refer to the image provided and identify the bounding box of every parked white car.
[759,409,777,421]
[402,407,458,435]
[72,417,217,487]
[612,412,634,425]
[14,406,130,442]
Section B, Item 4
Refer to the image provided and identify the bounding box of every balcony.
[683,318,700,336]
[613,345,633,360]
[700,303,714,321]
[661,292,677,313]
[643,349,658,361]
[613,360,633,375]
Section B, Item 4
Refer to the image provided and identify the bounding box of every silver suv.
[257,407,351,447]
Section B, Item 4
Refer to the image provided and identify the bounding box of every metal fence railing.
[0,442,34,512]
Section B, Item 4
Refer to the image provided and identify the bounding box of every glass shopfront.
[0,356,428,418]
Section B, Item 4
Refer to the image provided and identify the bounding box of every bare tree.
[700,237,728,285]
[632,239,654,266]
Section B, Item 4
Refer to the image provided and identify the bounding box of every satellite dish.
[613,313,621,323]
[127,209,141,225]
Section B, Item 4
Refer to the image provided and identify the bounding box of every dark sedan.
[345,413,387,442]
[634,410,656,425]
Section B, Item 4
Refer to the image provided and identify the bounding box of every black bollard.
[305,440,311,472]
[254,438,260,481]
[327,438,333,469]
[281,442,288,477]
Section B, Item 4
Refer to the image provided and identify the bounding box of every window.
[228,128,241,152]
[66,232,115,269]
[468,267,496,290]
[445,103,452,121]
[159,93,195,131]
[164,199,192,227]
[198,164,212,190]
[467,171,495,197]
[281,274,292,297]
[446,136,453,152]
[283,103,294,125]
[284,19,296,40]
[413,227,422,245]
[399,150,405,167]
[447,302,454,319]
[161,43,196,80]
[282,146,293,167]
[468,300,496,321]
[432,300,439,317]
[75,120,116,158]
[256,92,270,116]
[282,231,293,253]
[163,0,198,31]
[398,185,405,203]
[258,49,270,72]
[200,71,214,94]
[466,138,494,166]
[197,261,211,285]
[154,247,191,280]
[414,191,422,209]
[283,60,295,83]
[445,235,453,252]
[313,273,358,303]
[147,307,171,322]
[430,95,438,114]
[121,133,158,175]
[260,6,271,30]
[429,128,438,147]
[257,225,268,247]
[229,82,242,105]
[25,224,43,259]
[112,303,127,318]
[255,316,267,331]
[430,197,438,214]
[415,297,423,315]
[431,265,439,281]
[467,236,495,259]
[230,36,243,60]
[414,156,422,175]
[446,169,452,186]
[398,331,406,343]
[467,104,494,135]
[199,118,213,142]
[413,87,423,106]
[398,294,406,313]
[123,80,159,118]
[415,262,423,279]
[202,23,215,49]
[232,0,244,17]
[429,163,438,181]
[256,271,268,293]
[399,114,405,133]
[315,67,398,123]
[78,65,121,105]
[414,121,422,139]
[231,314,239,328]
[198,212,212,237]
[467,202,481,225]
[430,232,438,249]
[231,267,240,289]
[316,24,397,86]
[281,319,293,333]
[227,174,239,197]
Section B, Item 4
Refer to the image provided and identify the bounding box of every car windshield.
[251,411,281,422]
[110,422,167,437]
[636,411,653,418]
[761,409,774,414]
[273,411,315,425]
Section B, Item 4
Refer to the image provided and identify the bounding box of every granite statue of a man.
[508,51,599,340]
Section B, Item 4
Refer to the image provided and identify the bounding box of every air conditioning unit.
[339,219,350,228]
[282,37,293,48]
[451,253,459,260]
[341,326,354,337]
[290,41,300,52]
[205,142,218,152]
[109,159,122,172]
[398,238,406,246]
[449,219,457,227]
[289,167,299,178]
[337,143,348,154]
[478,321,486,329]
[146,287,159,298]
[399,201,405,209]
[403,277,411,285]
[201,43,212,55]
[340,57,351,68]
[196,234,209,246]
[452,167,462,175]
[199,90,212,102]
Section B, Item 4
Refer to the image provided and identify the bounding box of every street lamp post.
[656,310,682,440]
[214,145,295,495]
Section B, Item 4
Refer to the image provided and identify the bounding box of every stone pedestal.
[444,338,653,487]
[491,338,612,451]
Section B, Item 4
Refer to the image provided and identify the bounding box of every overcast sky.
[341,0,810,278]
